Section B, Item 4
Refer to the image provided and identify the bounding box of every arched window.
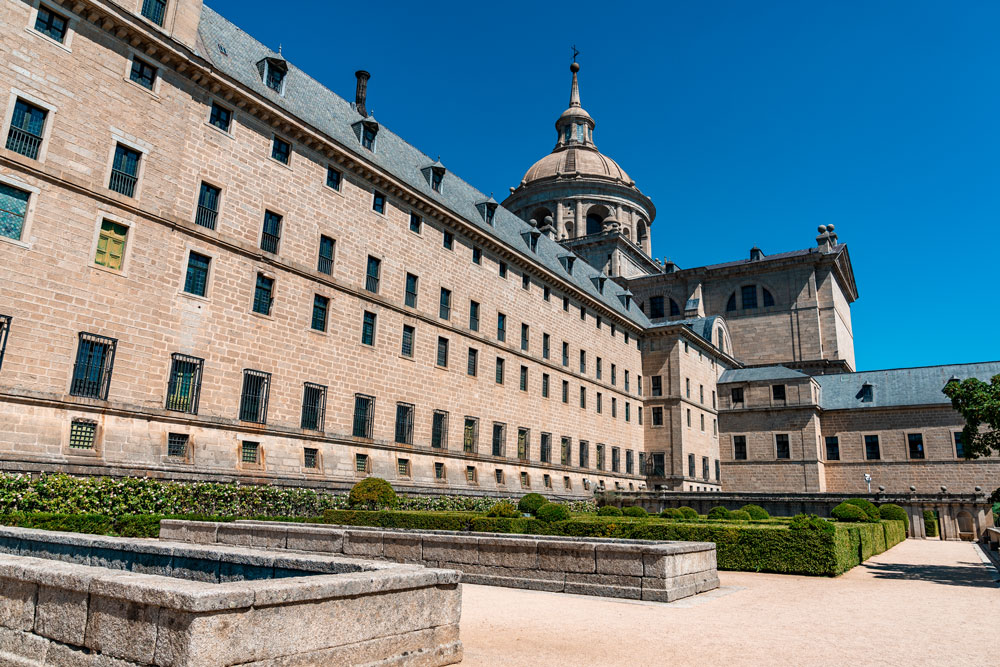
[726,293,737,311]
[762,288,774,307]
[669,298,680,317]
[586,213,603,235]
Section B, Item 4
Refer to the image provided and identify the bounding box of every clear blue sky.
[207,0,998,371]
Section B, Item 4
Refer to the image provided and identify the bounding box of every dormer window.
[860,383,874,403]
[361,123,377,151]
[592,275,607,294]
[485,204,496,225]
[257,58,287,95]
[559,255,576,274]
[477,197,498,225]
[522,229,540,252]
[431,168,444,193]
[140,0,167,27]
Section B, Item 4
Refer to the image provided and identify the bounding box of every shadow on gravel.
[862,560,995,588]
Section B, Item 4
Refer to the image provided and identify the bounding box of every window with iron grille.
[561,380,568,403]
[436,337,449,367]
[733,435,747,460]
[408,212,421,233]
[311,294,329,332]
[238,370,270,424]
[467,348,478,377]
[361,311,376,346]
[434,462,446,480]
[140,0,167,25]
[626,449,634,474]
[241,441,259,464]
[775,434,790,459]
[260,211,281,253]
[183,252,210,297]
[34,6,68,42]
[519,366,527,391]
[463,417,478,454]
[129,56,157,90]
[395,402,414,445]
[596,444,605,471]
[702,456,709,480]
[253,273,274,315]
[404,273,418,307]
[365,256,380,293]
[907,433,925,459]
[397,458,410,477]
[543,474,551,489]
[195,182,220,229]
[109,143,142,196]
[496,312,506,341]
[465,466,476,483]
[469,300,480,331]
[517,428,529,461]
[316,235,335,274]
[439,288,451,320]
[611,447,620,472]
[492,422,506,457]
[167,433,188,458]
[326,166,342,191]
[69,419,97,449]
[209,102,232,132]
[301,383,326,431]
[442,230,453,250]
[562,342,569,367]
[401,324,415,358]
[271,136,290,164]
[495,357,504,384]
[0,315,10,372]
[688,453,695,477]
[372,191,386,214]
[541,373,549,398]
[432,410,448,449]
[520,472,529,488]
[472,247,482,264]
[353,394,375,439]
[165,353,202,414]
[304,447,318,469]
[5,99,46,160]
[0,183,30,241]
[520,323,529,351]
[94,220,129,271]
[70,332,117,399]
[356,453,371,473]
[495,469,505,485]
[561,437,571,466]
[540,433,551,463]
[825,436,840,461]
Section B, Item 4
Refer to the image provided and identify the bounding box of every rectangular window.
[519,365,527,391]
[395,403,414,445]
[260,210,281,253]
[541,373,550,398]
[499,261,507,278]
[195,182,220,229]
[625,402,631,422]
[372,191,386,214]
[0,315,10,372]
[6,99,47,160]
[301,383,327,431]
[469,301,480,331]
[439,288,451,320]
[579,441,589,468]
[625,370,630,392]
[34,6,68,42]
[562,342,569,367]
[472,246,482,264]
[271,136,291,164]
[129,56,157,90]
[652,452,666,477]
[362,125,377,150]
[495,358,504,384]
[772,384,786,401]
[638,406,643,425]
[497,313,506,341]
[954,432,965,458]
[252,273,274,315]
[436,336,449,367]
[304,448,319,469]
[241,441,260,465]
[167,433,188,458]
[626,449,634,474]
[688,453,695,477]
[865,435,880,460]
[356,453,370,474]
[731,387,744,405]
[520,472,529,488]
[466,466,477,483]
[579,350,586,374]
[318,235,335,274]
[908,433,925,459]
[520,323,529,351]
[165,353,202,414]
[70,332,117,399]
[492,422,506,457]
[715,459,721,481]
[365,256,380,293]
[208,102,232,132]
[326,166,342,190]
[435,462,446,480]
[561,437,571,466]
[353,394,375,439]
[596,444,605,471]
[686,409,691,427]
[361,311,376,346]
[596,357,602,380]
[522,273,530,290]
[612,449,622,473]
[700,413,704,431]
[741,285,758,309]
[432,410,448,449]
[612,397,617,418]
[467,348,478,376]
[685,378,690,398]
[398,459,411,477]
[542,333,550,359]
[702,456,710,480]
[311,295,329,332]
[651,376,662,396]
[734,435,747,460]
[69,419,97,449]
[649,296,665,319]
[404,273,418,308]
[775,434,790,459]
[442,231,454,250]
[517,428,529,460]
[563,296,570,312]
[540,433,551,463]
[95,219,129,271]
[544,286,550,301]
[825,436,840,461]
[140,0,167,25]
[579,386,586,409]
[238,369,270,424]
[495,469,505,485]
[562,380,568,403]
[652,406,663,426]
[700,385,704,404]
[409,212,421,233]
[401,324,415,358]
[182,252,211,297]
[0,183,30,241]
[463,417,478,454]
[596,392,602,414]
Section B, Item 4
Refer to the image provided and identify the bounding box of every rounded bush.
[707,506,731,520]
[486,500,520,518]
[517,493,547,515]
[740,504,770,520]
[622,506,648,518]
[831,502,868,522]
[536,502,571,522]
[844,498,880,521]
[727,510,751,521]
[347,478,397,509]
[677,506,699,520]
[789,513,834,532]
[877,503,909,532]
[597,505,623,517]
[659,508,682,519]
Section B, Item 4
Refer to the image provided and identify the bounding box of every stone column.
[555,200,564,239]
[575,199,584,238]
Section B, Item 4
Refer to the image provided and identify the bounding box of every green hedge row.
[0,513,324,538]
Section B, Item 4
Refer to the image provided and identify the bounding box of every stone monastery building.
[0,0,997,499]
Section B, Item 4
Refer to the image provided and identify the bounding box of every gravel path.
[458,539,999,666]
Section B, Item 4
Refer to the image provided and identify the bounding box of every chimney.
[355,70,370,117]
[815,224,838,252]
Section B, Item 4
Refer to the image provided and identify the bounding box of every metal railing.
[70,332,117,399]
[5,127,41,160]
[317,254,333,275]
[301,383,326,431]
[165,353,203,414]
[238,369,270,424]
[260,232,280,254]
[108,169,137,197]
[353,394,374,439]
[195,205,218,230]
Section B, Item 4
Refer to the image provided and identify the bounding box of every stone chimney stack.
[355,70,370,117]
[816,225,838,252]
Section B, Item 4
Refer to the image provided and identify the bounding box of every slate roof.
[718,366,810,383]
[814,362,1000,411]
[195,6,649,327]
[699,247,825,272]
[647,316,721,346]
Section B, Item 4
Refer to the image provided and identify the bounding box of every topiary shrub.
[741,504,770,520]
[622,506,648,518]
[844,498,880,521]
[486,500,520,518]
[788,513,834,533]
[347,478,397,510]
[659,508,682,519]
[707,506,731,520]
[536,502,571,522]
[923,509,939,537]
[677,506,699,520]
[832,502,868,522]
[877,503,909,532]
[727,510,751,521]
[597,505,623,517]
[517,493,547,516]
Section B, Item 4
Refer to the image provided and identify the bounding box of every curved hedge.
[707,506,730,520]
[741,504,770,520]
[728,510,751,521]
[598,505,623,517]
[536,502,571,522]
[877,504,909,532]
[659,508,682,519]
[486,500,520,518]
[677,506,700,520]
[622,506,648,518]
[844,498,880,522]
[518,493,547,516]
[832,502,869,522]
[348,478,397,509]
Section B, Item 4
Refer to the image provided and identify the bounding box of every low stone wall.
[0,526,462,666]
[159,519,719,602]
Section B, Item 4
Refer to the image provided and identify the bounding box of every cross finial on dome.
[569,58,581,107]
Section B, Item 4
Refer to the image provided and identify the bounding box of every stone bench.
[160,519,719,602]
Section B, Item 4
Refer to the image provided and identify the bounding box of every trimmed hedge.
[518,494,547,515]
[877,504,909,532]
[741,504,770,520]
[728,510,751,522]
[0,513,240,538]
[598,505,623,517]
[677,506,699,520]
[622,506,648,518]
[660,508,682,519]
[923,510,939,537]
[832,502,869,522]
[485,501,520,518]
[707,506,730,520]
[536,503,571,522]
[322,509,477,531]
[844,498,880,521]
[348,478,397,509]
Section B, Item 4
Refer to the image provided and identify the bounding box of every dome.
[522,147,632,185]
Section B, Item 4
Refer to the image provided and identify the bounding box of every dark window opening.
[238,369,271,424]
[165,353,202,414]
[301,383,327,431]
[70,332,117,399]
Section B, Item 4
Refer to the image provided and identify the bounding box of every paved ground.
[458,540,999,666]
